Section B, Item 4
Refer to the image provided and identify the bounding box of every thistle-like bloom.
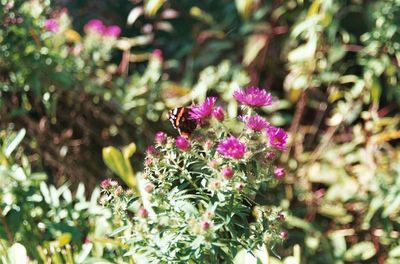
[155,131,167,144]
[44,19,59,33]
[244,115,269,131]
[233,87,273,107]
[267,126,288,151]
[175,136,190,151]
[217,136,247,159]
[104,25,121,38]
[189,97,217,122]
[84,19,105,34]
[212,106,224,121]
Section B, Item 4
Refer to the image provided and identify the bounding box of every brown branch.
[0,208,13,243]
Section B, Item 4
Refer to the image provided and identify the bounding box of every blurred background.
[1,0,400,263]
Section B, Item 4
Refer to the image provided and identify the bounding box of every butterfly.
[168,107,197,138]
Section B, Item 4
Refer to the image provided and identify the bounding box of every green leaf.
[235,0,253,19]
[122,143,136,159]
[144,0,166,16]
[345,241,376,261]
[389,245,400,258]
[4,129,26,157]
[102,146,137,191]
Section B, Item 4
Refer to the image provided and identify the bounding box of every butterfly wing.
[168,107,197,138]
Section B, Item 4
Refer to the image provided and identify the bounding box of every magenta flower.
[221,167,234,179]
[189,97,217,122]
[100,178,112,189]
[200,220,211,230]
[138,207,149,218]
[44,19,59,33]
[104,25,121,38]
[274,167,285,178]
[152,49,163,59]
[84,19,105,34]
[267,126,288,151]
[217,136,247,159]
[212,106,224,121]
[175,136,190,151]
[244,115,269,131]
[233,87,273,107]
[155,131,167,144]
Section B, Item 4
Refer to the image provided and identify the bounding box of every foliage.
[101,94,287,263]
[1,0,400,263]
[0,129,127,263]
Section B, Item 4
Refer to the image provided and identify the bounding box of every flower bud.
[100,179,112,189]
[209,180,222,191]
[274,167,285,178]
[235,182,245,191]
[200,220,210,230]
[155,131,167,144]
[138,207,149,218]
[175,136,190,151]
[114,186,124,196]
[144,182,154,193]
[280,230,288,239]
[221,167,234,179]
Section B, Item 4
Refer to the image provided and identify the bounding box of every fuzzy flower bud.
[138,207,149,218]
[221,167,234,179]
[235,182,245,191]
[280,230,288,239]
[175,136,190,151]
[100,178,112,189]
[114,186,124,196]
[274,167,285,179]
[155,131,167,144]
[200,220,211,230]
[144,182,154,193]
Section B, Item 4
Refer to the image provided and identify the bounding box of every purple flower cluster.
[267,126,287,151]
[84,19,121,38]
[244,115,269,131]
[217,136,247,159]
[233,87,273,107]
[189,97,217,122]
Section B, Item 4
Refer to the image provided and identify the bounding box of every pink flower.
[200,220,211,230]
[84,19,105,34]
[189,97,217,122]
[280,230,288,239]
[44,19,59,33]
[274,167,285,178]
[155,131,167,144]
[104,25,121,38]
[221,167,234,179]
[217,136,246,159]
[212,106,224,121]
[244,115,269,131]
[152,49,163,59]
[175,136,190,151]
[267,126,288,151]
[233,87,273,107]
[138,207,149,218]
[100,179,112,189]
[146,145,157,155]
